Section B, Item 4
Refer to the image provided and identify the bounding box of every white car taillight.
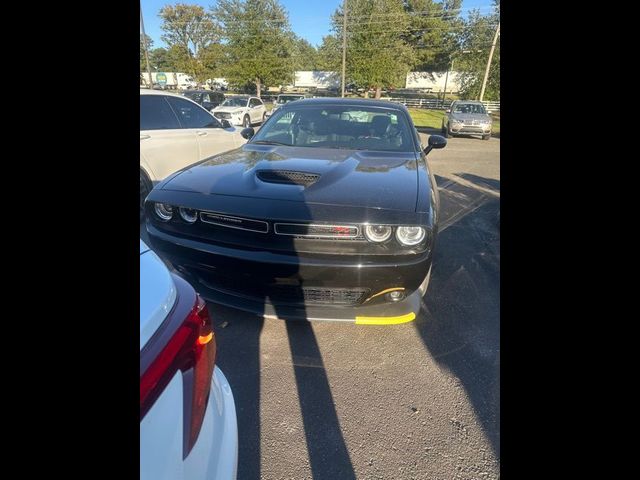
[140,277,216,458]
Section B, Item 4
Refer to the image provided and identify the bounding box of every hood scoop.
[256,170,320,187]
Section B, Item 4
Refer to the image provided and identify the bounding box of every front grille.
[214,112,231,119]
[196,271,369,306]
[257,170,320,186]
[199,211,269,233]
[463,119,479,125]
[274,223,360,239]
[297,287,369,305]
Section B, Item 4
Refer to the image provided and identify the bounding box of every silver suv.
[442,100,493,140]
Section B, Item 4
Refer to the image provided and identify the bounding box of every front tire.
[262,112,267,124]
[140,172,152,223]
[482,133,491,140]
[443,123,451,138]
[243,115,250,128]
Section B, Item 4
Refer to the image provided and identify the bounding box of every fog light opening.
[386,290,406,302]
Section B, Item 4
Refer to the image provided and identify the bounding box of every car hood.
[450,113,491,121]
[161,144,419,211]
[213,106,244,114]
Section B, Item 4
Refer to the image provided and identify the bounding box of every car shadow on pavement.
[284,321,357,480]
[211,308,356,480]
[455,173,500,193]
[414,174,501,458]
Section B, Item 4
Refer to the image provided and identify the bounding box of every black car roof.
[281,97,409,113]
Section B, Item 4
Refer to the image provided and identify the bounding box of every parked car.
[182,90,226,111]
[145,98,446,325]
[266,93,308,118]
[442,100,493,140]
[140,239,238,480]
[211,96,266,128]
[140,89,246,221]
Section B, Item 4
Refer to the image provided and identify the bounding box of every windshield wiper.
[251,140,292,146]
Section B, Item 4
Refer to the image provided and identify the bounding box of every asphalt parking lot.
[141,134,500,479]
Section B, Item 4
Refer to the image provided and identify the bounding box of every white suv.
[140,89,246,220]
[211,96,266,128]
[140,239,238,480]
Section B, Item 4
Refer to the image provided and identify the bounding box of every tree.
[289,36,319,71]
[159,3,221,80]
[455,0,500,100]
[140,34,153,71]
[315,35,342,73]
[198,43,227,80]
[213,0,296,97]
[331,0,416,98]
[402,0,463,71]
[149,48,172,71]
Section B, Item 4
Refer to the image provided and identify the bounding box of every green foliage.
[148,0,500,100]
[402,0,463,71]
[331,0,416,96]
[316,35,342,71]
[455,0,500,100]
[159,3,221,80]
[289,36,319,71]
[213,0,296,95]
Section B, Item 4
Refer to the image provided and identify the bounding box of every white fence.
[385,97,500,112]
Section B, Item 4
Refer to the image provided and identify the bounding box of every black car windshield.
[277,95,304,104]
[220,97,248,107]
[452,103,487,114]
[251,105,414,152]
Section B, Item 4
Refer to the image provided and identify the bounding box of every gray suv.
[442,100,493,140]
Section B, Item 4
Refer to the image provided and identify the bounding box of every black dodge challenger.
[145,98,446,324]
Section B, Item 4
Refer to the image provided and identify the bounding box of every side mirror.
[445,109,451,113]
[241,127,255,139]
[423,135,447,155]
[220,119,231,128]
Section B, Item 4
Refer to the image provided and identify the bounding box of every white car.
[211,96,266,128]
[140,89,246,220]
[140,239,238,480]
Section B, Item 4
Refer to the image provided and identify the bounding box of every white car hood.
[213,107,244,114]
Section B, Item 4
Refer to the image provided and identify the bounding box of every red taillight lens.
[184,295,216,455]
[140,288,216,459]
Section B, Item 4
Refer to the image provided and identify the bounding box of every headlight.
[179,207,198,223]
[396,226,426,246]
[364,225,393,242]
[154,203,174,221]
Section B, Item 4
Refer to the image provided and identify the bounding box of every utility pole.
[479,21,500,101]
[441,59,453,109]
[140,1,154,89]
[341,0,348,98]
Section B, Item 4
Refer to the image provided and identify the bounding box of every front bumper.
[146,223,432,323]
[450,124,492,135]
[213,112,243,126]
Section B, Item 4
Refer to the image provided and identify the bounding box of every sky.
[140,0,495,49]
